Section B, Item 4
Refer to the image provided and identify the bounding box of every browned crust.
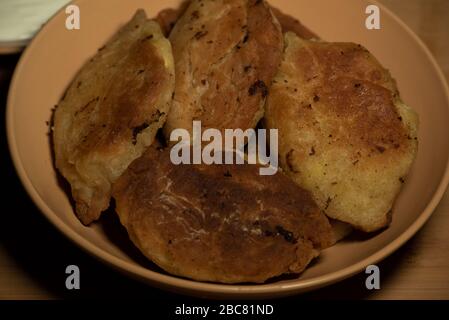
[264,34,418,232]
[155,1,318,39]
[112,147,334,283]
[287,41,407,157]
[53,11,174,224]
[163,0,284,136]
[74,43,168,155]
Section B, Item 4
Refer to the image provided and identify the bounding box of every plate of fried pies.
[6,0,449,298]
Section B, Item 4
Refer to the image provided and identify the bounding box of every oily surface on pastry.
[163,0,283,137]
[265,33,418,232]
[53,10,175,225]
[112,147,334,283]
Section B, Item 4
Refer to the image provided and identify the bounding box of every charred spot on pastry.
[275,225,297,244]
[142,34,154,41]
[150,110,165,123]
[248,80,268,98]
[132,123,150,145]
[262,225,297,244]
[194,30,208,40]
[376,145,386,153]
[191,10,200,20]
[324,197,332,210]
[224,170,232,177]
[309,147,316,156]
[75,96,99,117]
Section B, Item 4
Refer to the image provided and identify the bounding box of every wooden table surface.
[1,0,448,300]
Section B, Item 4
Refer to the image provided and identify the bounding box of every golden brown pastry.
[155,1,317,39]
[264,33,419,232]
[112,147,335,283]
[163,0,283,137]
[53,10,175,225]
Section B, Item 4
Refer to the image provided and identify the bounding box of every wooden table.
[1,0,448,300]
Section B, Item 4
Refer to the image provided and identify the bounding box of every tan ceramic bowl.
[6,0,449,298]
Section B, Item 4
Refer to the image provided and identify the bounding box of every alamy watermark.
[65,264,80,290]
[365,5,381,30]
[169,121,278,176]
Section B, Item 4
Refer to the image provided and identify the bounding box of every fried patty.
[53,10,175,225]
[264,33,419,232]
[163,0,283,137]
[156,1,317,39]
[112,146,334,283]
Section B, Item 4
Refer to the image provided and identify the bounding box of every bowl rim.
[6,0,449,297]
